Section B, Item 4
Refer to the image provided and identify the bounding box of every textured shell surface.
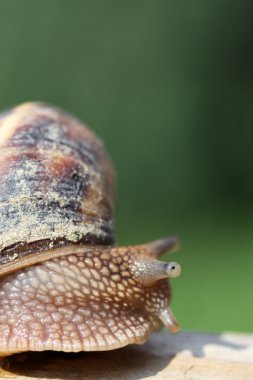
[0,103,116,264]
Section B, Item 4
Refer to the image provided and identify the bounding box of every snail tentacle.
[140,236,180,258]
[130,258,181,286]
[159,308,180,333]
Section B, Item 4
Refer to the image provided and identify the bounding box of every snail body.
[0,103,181,355]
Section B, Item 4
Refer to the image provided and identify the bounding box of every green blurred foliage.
[0,0,252,333]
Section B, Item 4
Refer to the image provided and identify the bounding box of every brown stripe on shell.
[0,103,116,262]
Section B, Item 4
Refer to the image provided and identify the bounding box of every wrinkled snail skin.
[0,103,181,355]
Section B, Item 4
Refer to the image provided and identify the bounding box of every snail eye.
[165,262,181,278]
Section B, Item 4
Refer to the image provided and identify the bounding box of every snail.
[0,102,181,355]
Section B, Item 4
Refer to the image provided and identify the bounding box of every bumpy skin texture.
[0,246,171,355]
[0,103,115,264]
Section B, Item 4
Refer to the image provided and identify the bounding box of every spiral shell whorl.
[0,103,116,263]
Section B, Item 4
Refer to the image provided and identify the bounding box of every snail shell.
[0,102,115,261]
[0,103,181,355]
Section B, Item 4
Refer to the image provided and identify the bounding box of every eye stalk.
[143,236,180,258]
[126,236,182,286]
[130,259,181,286]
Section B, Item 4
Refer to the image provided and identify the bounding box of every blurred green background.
[0,0,252,333]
